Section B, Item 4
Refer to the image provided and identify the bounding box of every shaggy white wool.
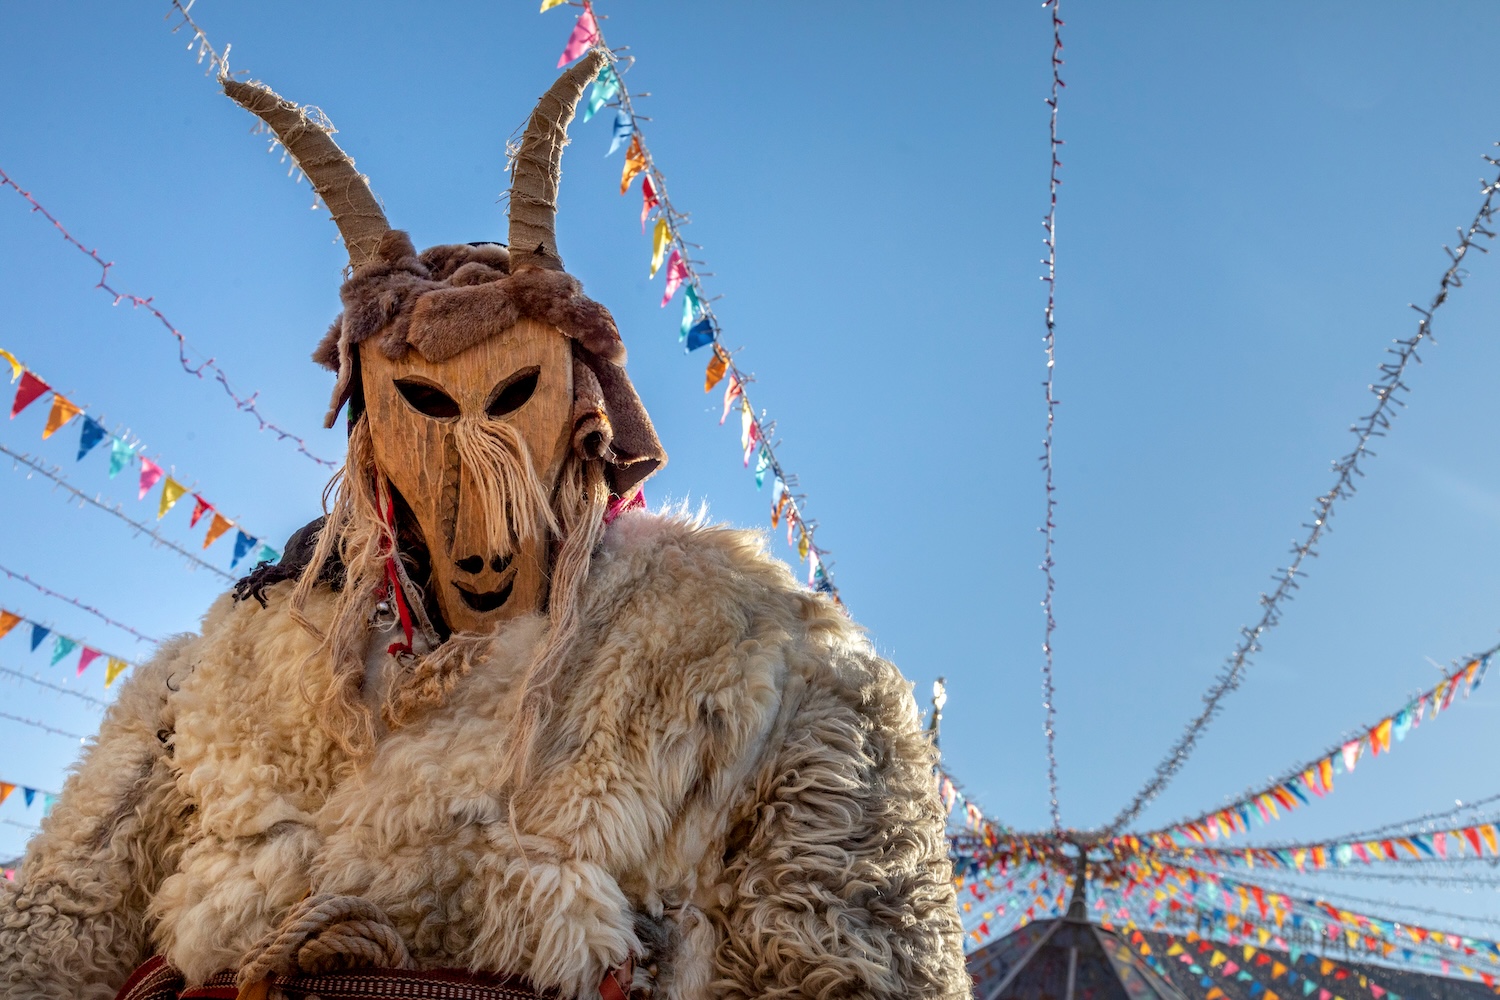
[0,511,967,999]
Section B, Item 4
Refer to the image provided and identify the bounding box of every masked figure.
[0,54,966,1000]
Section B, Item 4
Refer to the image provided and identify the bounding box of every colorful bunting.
[76,416,107,460]
[555,7,598,67]
[137,457,164,500]
[620,134,647,194]
[190,495,212,528]
[41,394,81,439]
[649,217,670,277]
[684,318,714,351]
[108,436,135,478]
[105,657,128,688]
[76,647,101,676]
[661,250,689,306]
[10,371,49,418]
[640,174,658,231]
[49,636,77,666]
[584,61,620,123]
[231,531,258,568]
[607,108,633,157]
[203,512,235,550]
[704,348,728,392]
[0,349,20,382]
[158,477,188,519]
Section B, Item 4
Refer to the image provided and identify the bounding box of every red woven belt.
[115,958,564,1000]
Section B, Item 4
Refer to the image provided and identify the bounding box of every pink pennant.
[556,8,598,67]
[76,647,101,676]
[138,457,164,500]
[640,175,658,232]
[660,250,688,306]
[719,375,742,425]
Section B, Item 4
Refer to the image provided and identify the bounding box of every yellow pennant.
[620,135,647,194]
[0,349,20,383]
[797,529,810,561]
[704,348,728,392]
[41,394,82,439]
[105,657,129,688]
[203,512,235,549]
[649,218,670,277]
[539,0,567,8]
[0,610,20,642]
[158,477,189,519]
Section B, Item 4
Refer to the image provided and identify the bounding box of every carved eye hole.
[487,368,540,418]
[395,378,461,419]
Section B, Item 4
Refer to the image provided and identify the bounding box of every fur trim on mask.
[315,230,664,495]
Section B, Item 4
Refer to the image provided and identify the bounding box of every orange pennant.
[0,783,13,806]
[620,134,647,194]
[203,512,235,550]
[0,610,19,642]
[704,348,728,393]
[41,394,81,439]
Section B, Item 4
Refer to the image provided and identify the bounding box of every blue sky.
[2,1,1500,929]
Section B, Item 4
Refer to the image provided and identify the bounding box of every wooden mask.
[360,319,574,634]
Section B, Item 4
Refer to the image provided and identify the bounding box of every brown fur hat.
[315,230,665,496]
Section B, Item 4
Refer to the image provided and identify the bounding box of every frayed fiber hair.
[289,415,609,767]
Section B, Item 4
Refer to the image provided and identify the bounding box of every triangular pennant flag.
[607,108,633,156]
[138,457,164,500]
[21,788,35,808]
[50,635,78,666]
[76,647,101,676]
[76,416,107,460]
[0,349,21,382]
[190,494,212,528]
[256,544,278,566]
[10,371,50,418]
[0,783,14,806]
[685,318,715,352]
[556,7,598,67]
[649,217,670,277]
[640,174,659,231]
[108,437,136,478]
[539,0,566,9]
[704,348,729,393]
[620,134,647,194]
[231,531,258,568]
[584,61,620,123]
[0,611,19,642]
[661,250,689,307]
[29,624,50,651]
[41,394,82,439]
[680,285,700,339]
[105,657,129,688]
[203,512,235,550]
[158,477,188,519]
[720,375,742,425]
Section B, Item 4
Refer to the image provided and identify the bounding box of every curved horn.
[223,79,390,269]
[508,50,608,273]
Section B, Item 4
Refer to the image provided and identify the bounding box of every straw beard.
[289,414,610,776]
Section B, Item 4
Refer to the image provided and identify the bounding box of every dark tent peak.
[970,922,1497,1000]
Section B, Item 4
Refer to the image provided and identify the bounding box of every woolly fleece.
[0,511,967,999]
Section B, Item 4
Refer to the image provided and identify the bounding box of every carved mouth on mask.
[454,579,514,613]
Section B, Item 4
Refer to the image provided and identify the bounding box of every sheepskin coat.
[0,510,967,1000]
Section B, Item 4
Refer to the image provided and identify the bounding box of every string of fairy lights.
[0,4,1495,986]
